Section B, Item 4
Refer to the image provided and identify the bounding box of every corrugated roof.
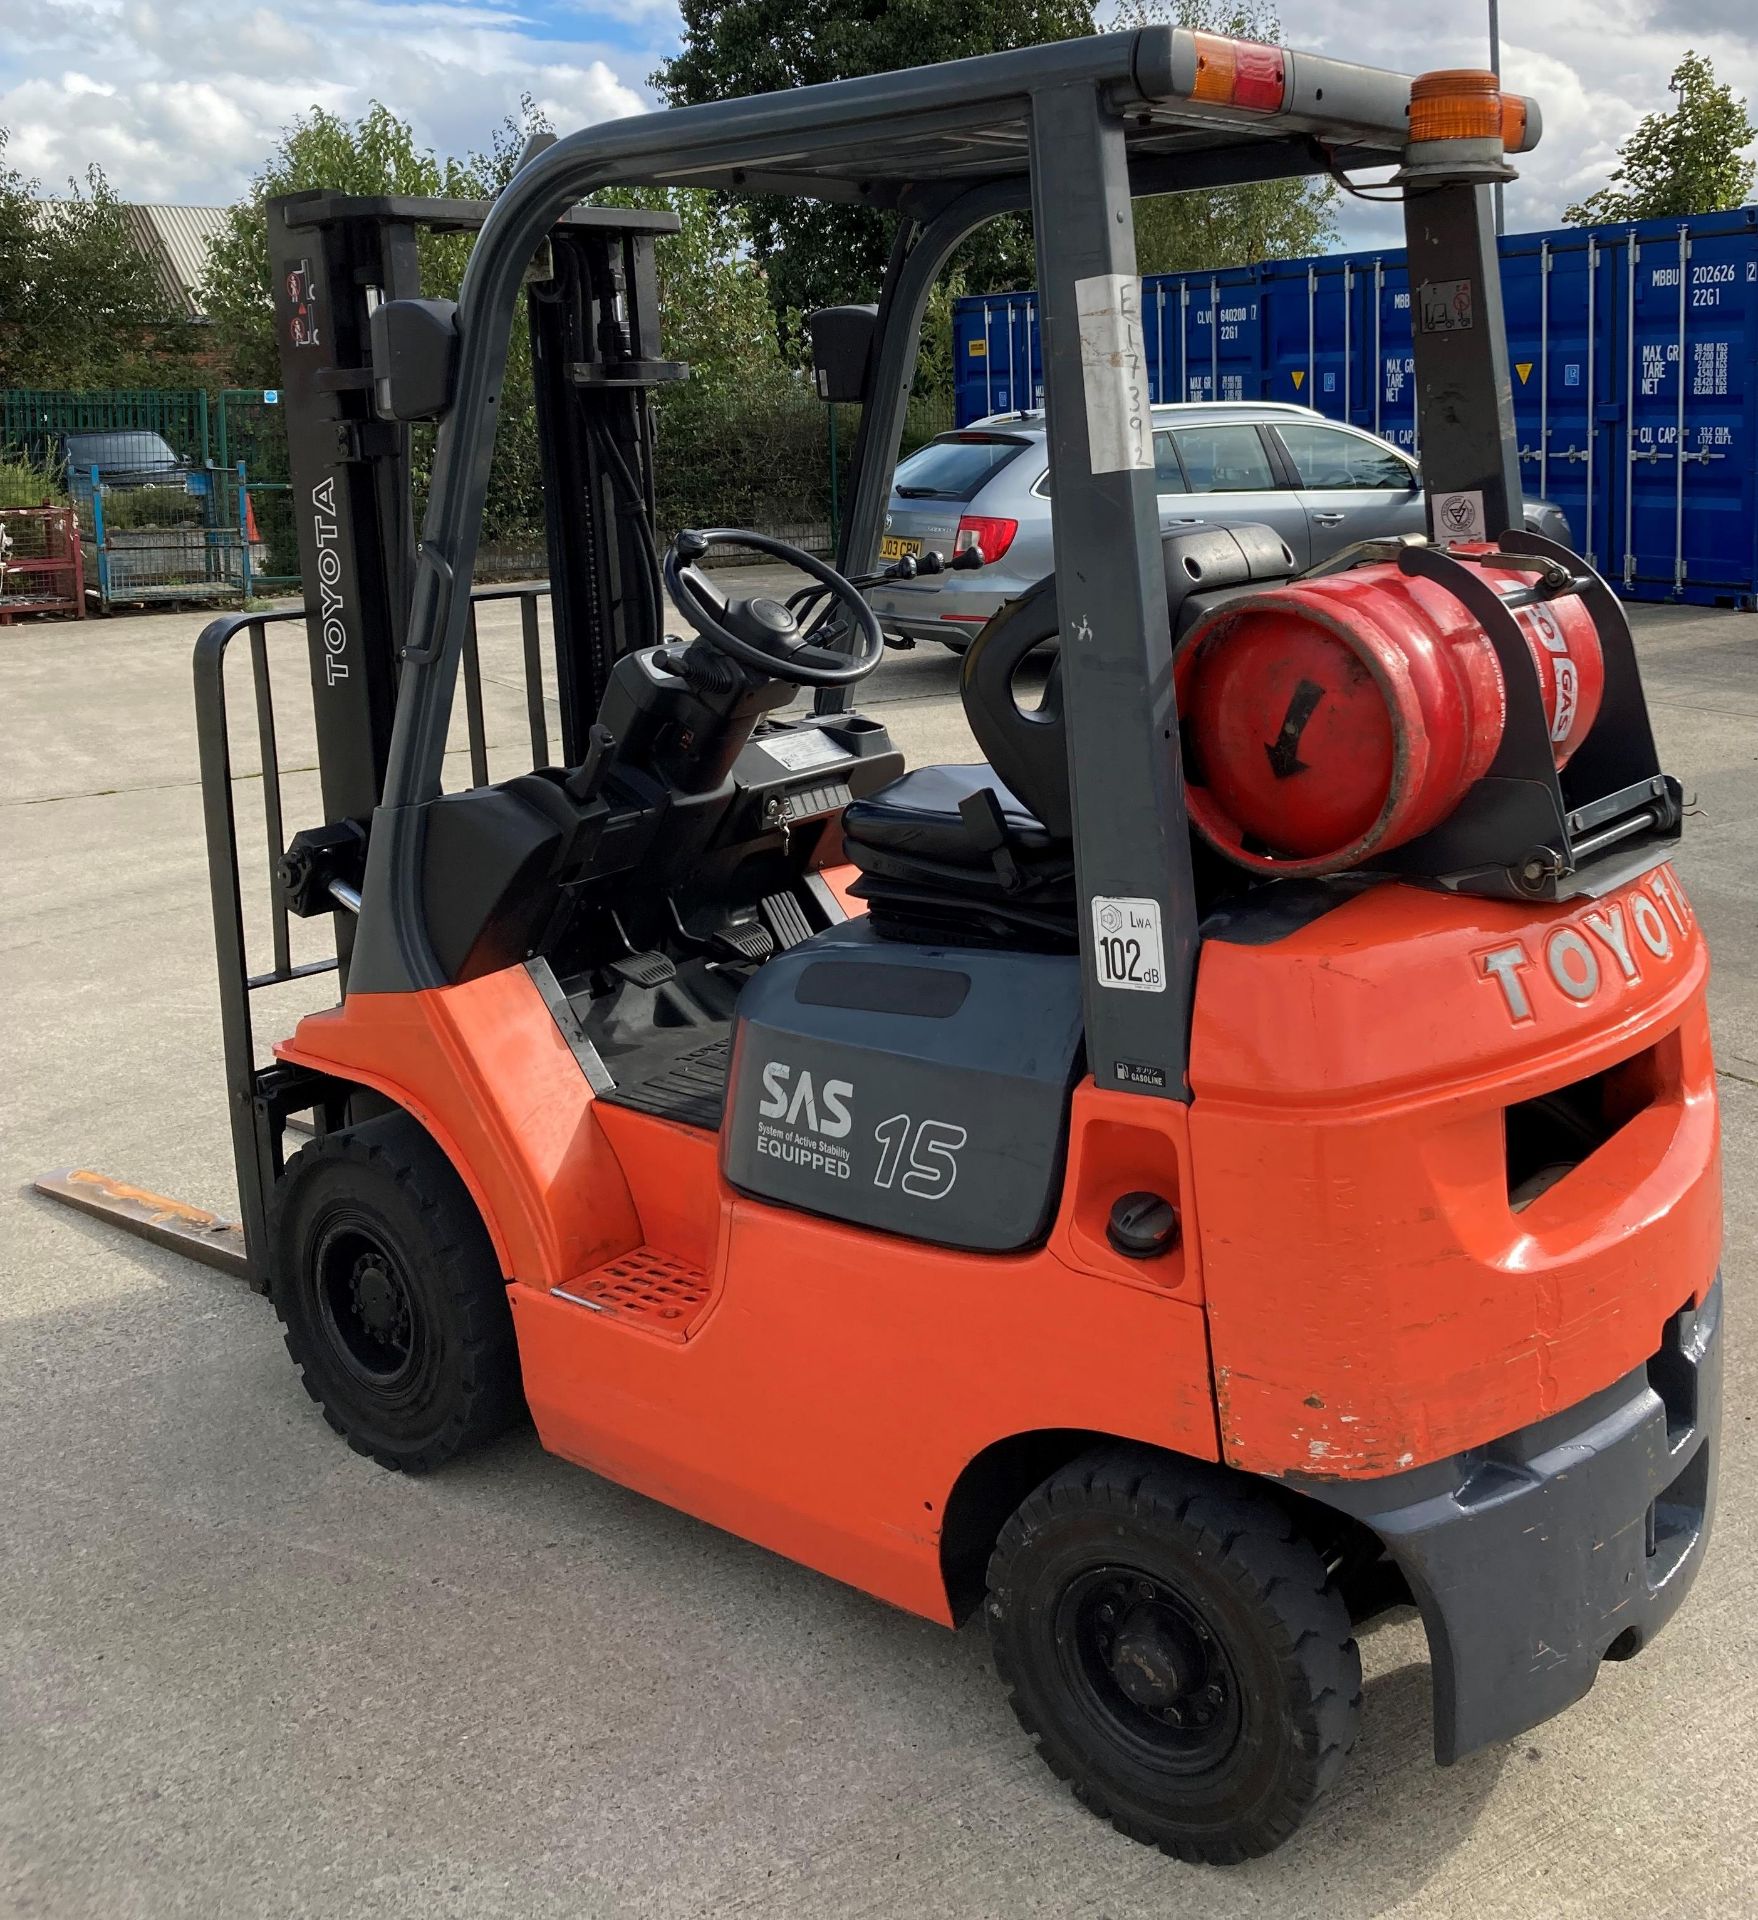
[35,200,233,319]
[122,205,233,318]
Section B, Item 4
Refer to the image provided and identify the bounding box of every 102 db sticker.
[1091,896,1166,992]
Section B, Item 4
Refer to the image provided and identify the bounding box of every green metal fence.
[1,383,958,605]
[217,389,298,588]
[1,388,214,466]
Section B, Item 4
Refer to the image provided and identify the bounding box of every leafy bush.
[0,449,64,510]
[89,483,204,530]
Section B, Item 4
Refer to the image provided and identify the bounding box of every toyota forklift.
[41,35,1721,1863]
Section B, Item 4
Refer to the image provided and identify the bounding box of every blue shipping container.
[952,206,1758,607]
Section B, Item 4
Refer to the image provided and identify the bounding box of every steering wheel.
[662,527,886,688]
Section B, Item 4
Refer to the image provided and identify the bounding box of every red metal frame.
[0,505,86,624]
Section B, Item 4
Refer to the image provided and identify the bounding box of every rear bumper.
[867,583,1012,648]
[1300,1273,1722,1763]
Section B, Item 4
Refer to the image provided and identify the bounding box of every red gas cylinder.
[1174,551,1604,875]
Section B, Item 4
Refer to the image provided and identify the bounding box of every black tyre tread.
[986,1449,1362,1865]
[269,1112,522,1473]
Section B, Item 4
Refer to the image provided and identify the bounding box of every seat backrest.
[958,523,1296,840]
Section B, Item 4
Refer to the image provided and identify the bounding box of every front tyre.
[986,1451,1361,1864]
[269,1112,523,1472]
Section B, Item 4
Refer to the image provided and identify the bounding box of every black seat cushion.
[841,764,1077,952]
[842,764,1054,870]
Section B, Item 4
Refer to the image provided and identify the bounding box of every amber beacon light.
[1408,69,1503,144]
[1397,67,1523,184]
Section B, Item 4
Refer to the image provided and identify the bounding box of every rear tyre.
[985,1451,1361,1864]
[269,1112,523,1472]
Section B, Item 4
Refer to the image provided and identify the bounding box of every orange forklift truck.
[40,36,1721,1862]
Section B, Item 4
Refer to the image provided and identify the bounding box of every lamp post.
[1489,0,1505,234]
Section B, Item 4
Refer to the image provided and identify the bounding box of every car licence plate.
[879,534,921,560]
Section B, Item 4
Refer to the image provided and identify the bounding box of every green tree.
[654,0,1095,324]
[199,99,559,546]
[198,100,542,388]
[1564,52,1756,225]
[1112,0,1338,275]
[0,127,196,386]
[590,186,796,397]
[198,104,796,547]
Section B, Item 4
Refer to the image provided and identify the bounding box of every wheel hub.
[1108,1604,1202,1711]
[1064,1569,1239,1757]
[314,1221,418,1387]
[350,1257,407,1343]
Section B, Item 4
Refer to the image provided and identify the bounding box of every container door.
[954,296,1042,425]
[1616,220,1758,601]
[1618,231,1685,594]
[1671,220,1758,600]
[1345,261,1383,433]
[1259,261,1313,410]
[1370,265,1419,461]
[954,297,994,427]
[1509,232,1605,568]
[1146,278,1179,405]
[1306,263,1353,422]
[1185,271,1261,403]
[1498,235,1549,533]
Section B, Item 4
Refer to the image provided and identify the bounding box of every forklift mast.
[264,190,684,973]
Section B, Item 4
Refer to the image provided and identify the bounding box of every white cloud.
[1,0,655,204]
[1243,0,1758,245]
[1,0,1752,240]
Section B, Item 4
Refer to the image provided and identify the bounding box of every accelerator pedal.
[551,1246,711,1341]
[710,917,775,964]
[761,890,814,950]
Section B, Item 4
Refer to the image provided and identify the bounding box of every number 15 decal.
[873,1114,967,1200]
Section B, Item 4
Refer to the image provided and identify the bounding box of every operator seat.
[841,524,1297,949]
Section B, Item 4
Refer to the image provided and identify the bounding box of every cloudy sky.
[1,0,1753,249]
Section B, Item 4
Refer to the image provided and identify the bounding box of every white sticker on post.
[1435,489,1488,543]
[1074,274,1154,476]
[1091,896,1166,993]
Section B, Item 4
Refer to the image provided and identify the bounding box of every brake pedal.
[608,950,678,988]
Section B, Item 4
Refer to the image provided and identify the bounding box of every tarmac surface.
[3,582,1755,1918]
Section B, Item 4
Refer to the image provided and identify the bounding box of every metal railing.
[193,581,554,1274]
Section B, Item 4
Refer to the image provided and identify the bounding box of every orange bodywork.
[277,861,1719,1622]
[1191,863,1719,1476]
[280,958,1216,1625]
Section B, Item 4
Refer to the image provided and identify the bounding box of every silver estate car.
[866,401,1573,650]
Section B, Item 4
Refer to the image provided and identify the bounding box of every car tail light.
[1408,70,1504,144]
[1189,34,1288,114]
[954,515,1018,563]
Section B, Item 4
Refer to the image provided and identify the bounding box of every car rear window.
[894,434,1027,502]
[64,433,181,467]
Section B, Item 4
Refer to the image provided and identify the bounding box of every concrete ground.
[2,585,1755,1919]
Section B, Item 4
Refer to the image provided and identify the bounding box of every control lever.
[565,723,618,802]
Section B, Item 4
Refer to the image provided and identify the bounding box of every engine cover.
[721,921,1084,1251]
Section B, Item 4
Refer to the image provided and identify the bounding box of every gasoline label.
[1091,896,1166,993]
